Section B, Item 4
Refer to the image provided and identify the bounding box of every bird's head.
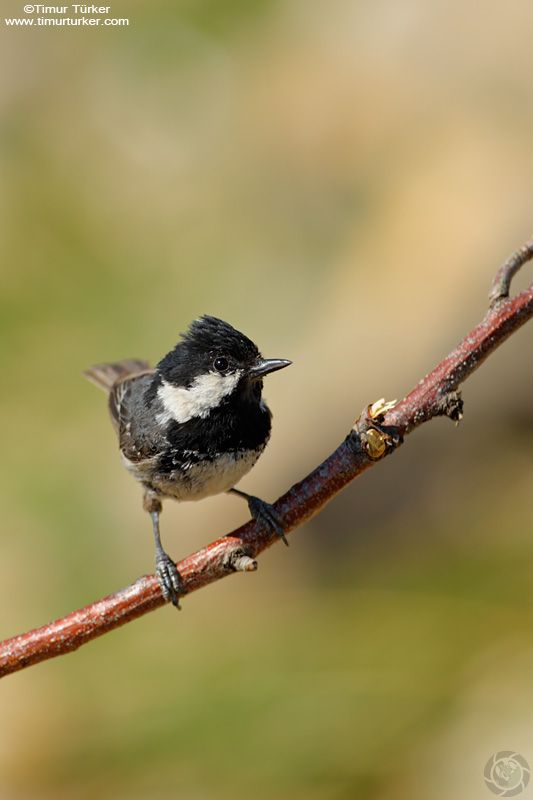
[154,316,291,423]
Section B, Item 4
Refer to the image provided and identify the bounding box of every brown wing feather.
[83,358,155,469]
[85,359,157,464]
[110,372,159,463]
[83,359,151,392]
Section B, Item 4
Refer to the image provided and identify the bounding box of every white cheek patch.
[157,371,243,424]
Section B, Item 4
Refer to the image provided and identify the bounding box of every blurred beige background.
[1,1,532,798]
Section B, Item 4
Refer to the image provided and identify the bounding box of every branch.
[2,240,533,678]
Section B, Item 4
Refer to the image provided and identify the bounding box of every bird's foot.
[247,496,289,547]
[155,551,183,609]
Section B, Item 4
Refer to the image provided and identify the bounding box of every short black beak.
[249,358,292,380]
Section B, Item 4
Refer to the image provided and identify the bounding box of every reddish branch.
[2,241,532,679]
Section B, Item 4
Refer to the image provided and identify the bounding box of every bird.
[84,315,292,607]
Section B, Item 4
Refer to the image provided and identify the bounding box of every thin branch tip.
[489,236,533,307]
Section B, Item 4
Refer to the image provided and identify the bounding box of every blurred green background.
[1,1,533,798]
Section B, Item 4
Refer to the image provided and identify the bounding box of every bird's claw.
[248,496,289,546]
[155,552,183,609]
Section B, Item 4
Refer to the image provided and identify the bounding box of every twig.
[1,240,532,678]
[489,236,533,306]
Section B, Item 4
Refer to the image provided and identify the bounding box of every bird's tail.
[83,359,151,392]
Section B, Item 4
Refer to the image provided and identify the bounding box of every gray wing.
[109,371,160,463]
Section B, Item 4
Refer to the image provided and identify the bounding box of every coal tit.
[85,315,291,607]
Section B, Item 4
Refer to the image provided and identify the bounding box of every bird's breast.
[149,447,265,501]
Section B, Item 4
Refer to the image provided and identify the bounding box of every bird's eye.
[213,356,229,372]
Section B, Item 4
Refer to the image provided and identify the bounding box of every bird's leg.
[143,490,182,608]
[229,487,288,546]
